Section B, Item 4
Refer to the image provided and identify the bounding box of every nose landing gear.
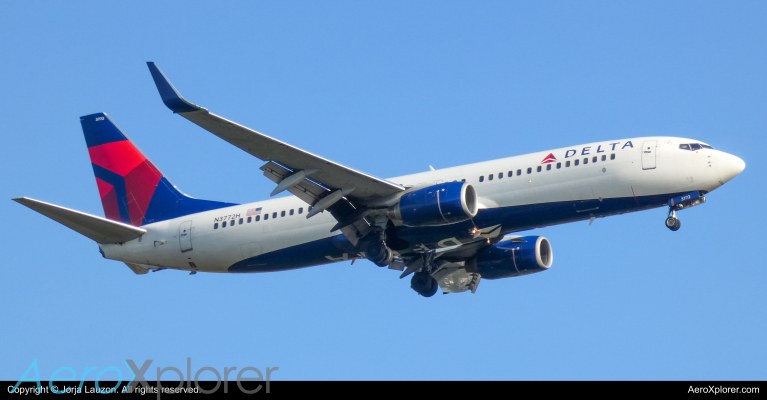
[664,191,707,232]
[665,210,681,231]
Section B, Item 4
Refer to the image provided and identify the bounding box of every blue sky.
[1,1,765,380]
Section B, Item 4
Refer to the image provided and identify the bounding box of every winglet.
[146,62,203,113]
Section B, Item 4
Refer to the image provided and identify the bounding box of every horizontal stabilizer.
[13,197,146,244]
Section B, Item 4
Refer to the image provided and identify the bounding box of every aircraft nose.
[718,152,746,184]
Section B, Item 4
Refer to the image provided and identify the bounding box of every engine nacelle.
[475,236,553,279]
[389,181,478,227]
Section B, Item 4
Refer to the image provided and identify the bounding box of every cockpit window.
[680,143,714,151]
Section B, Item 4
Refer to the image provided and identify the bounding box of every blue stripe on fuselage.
[229,233,356,273]
[227,192,694,273]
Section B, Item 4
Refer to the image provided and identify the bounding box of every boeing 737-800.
[14,62,746,297]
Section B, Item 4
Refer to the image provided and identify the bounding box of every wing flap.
[259,161,327,205]
[13,197,146,244]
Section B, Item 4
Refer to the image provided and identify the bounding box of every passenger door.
[179,220,193,253]
[642,140,657,170]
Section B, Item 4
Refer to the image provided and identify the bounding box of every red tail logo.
[541,153,557,164]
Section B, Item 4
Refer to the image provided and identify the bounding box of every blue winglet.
[146,62,202,113]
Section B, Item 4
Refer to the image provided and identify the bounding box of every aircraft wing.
[146,63,405,207]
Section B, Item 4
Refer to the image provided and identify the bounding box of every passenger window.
[546,164,551,171]
[223,221,227,227]
[508,171,513,177]
[499,172,503,179]
[527,168,532,174]
[281,210,286,217]
[256,215,260,221]
[517,169,522,176]
[679,144,691,150]
[247,217,252,223]
[566,161,571,167]
[537,166,541,172]
[557,162,561,169]
[298,207,303,214]
[592,156,597,163]
[601,155,606,161]
[214,223,218,229]
[273,212,277,218]
[610,154,615,160]
[479,176,484,182]
[290,209,294,215]
[574,159,579,166]
[489,174,493,181]
[690,143,702,151]
[461,179,466,182]
[583,158,588,164]
[264,214,268,220]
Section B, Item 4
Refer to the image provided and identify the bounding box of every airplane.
[13,62,746,297]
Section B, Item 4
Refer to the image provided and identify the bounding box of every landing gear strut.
[411,271,438,297]
[665,210,681,231]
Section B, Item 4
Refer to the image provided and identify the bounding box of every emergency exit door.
[179,220,193,253]
[642,140,657,170]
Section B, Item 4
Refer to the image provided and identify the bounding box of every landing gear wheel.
[665,217,676,229]
[422,280,438,297]
[365,242,393,267]
[665,217,681,231]
[411,271,438,297]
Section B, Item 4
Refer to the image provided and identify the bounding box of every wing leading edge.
[146,62,405,207]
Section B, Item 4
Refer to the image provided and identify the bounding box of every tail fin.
[80,112,236,226]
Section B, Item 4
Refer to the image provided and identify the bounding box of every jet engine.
[388,181,478,227]
[475,236,553,279]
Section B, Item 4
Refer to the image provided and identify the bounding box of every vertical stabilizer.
[80,113,236,226]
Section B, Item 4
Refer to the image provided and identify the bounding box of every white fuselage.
[100,137,744,273]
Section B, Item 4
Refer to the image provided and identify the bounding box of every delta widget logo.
[541,153,557,164]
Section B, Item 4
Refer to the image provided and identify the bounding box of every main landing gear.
[411,271,438,297]
[363,223,408,267]
[365,240,393,267]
